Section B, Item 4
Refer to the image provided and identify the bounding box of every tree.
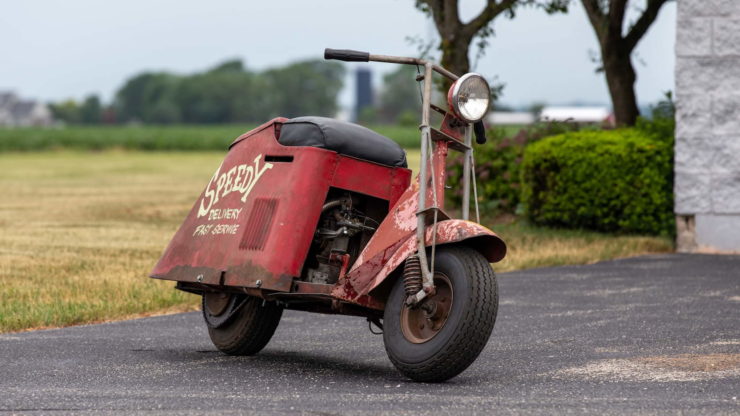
[415,0,568,91]
[113,59,345,124]
[175,60,257,123]
[80,95,102,124]
[581,0,672,126]
[378,65,423,124]
[528,101,547,117]
[48,100,81,124]
[114,72,181,123]
[262,60,345,119]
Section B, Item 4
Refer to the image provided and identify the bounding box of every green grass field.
[0,150,672,333]
[0,124,425,152]
[0,123,527,153]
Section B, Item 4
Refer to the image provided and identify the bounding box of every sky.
[0,0,676,110]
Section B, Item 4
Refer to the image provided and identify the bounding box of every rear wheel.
[203,293,283,356]
[383,246,498,382]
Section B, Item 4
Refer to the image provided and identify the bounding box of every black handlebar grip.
[324,48,370,62]
[474,121,487,145]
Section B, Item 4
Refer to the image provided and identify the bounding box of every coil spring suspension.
[403,255,423,297]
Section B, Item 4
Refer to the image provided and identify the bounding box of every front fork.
[407,63,475,307]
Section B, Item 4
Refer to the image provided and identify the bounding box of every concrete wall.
[675,0,740,252]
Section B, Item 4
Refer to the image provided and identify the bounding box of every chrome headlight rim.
[448,73,491,123]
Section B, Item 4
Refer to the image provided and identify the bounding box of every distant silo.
[354,68,373,122]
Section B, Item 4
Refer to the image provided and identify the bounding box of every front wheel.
[383,246,498,382]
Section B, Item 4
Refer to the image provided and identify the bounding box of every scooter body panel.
[151,118,412,293]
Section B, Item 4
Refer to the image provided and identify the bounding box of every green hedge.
[521,127,674,235]
[446,122,579,214]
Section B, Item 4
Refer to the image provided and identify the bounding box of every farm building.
[539,106,613,125]
[0,92,54,127]
[487,111,536,125]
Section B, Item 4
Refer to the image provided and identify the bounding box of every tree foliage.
[48,100,81,124]
[415,0,568,91]
[113,59,345,124]
[261,60,345,119]
[115,73,181,123]
[175,60,257,123]
[378,65,423,124]
[80,95,103,124]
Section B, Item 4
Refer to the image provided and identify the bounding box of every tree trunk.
[602,45,640,126]
[439,36,471,93]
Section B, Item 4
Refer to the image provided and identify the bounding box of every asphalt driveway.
[1,253,738,414]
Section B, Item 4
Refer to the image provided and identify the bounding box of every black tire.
[383,246,498,382]
[206,295,283,356]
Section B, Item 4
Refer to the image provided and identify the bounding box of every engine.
[302,192,380,285]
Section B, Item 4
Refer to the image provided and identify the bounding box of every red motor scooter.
[151,48,507,382]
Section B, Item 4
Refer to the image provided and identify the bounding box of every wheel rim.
[204,292,231,316]
[400,273,454,344]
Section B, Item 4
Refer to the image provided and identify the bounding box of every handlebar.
[324,48,459,80]
[324,48,370,62]
[324,48,488,144]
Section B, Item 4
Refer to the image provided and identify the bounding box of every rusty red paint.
[329,135,505,308]
[151,118,411,294]
[332,219,506,307]
[152,117,506,315]
[338,138,449,290]
[332,156,410,208]
[292,281,334,295]
[331,253,351,282]
[440,112,467,142]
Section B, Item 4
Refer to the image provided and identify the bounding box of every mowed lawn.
[0,151,223,332]
[0,151,672,332]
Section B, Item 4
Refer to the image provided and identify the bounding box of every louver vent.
[239,198,278,250]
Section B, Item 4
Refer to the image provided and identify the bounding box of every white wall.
[675,0,740,252]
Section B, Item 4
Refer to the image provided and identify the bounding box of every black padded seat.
[278,116,407,168]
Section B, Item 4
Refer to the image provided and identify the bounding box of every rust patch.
[637,353,740,372]
[292,281,334,295]
[333,219,507,306]
[224,262,293,292]
[229,118,287,148]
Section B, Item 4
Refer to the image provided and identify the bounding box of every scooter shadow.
[188,349,483,386]
[214,349,399,381]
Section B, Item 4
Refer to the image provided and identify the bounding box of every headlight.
[447,73,490,123]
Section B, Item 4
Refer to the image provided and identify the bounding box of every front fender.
[331,220,506,306]
[427,220,507,263]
